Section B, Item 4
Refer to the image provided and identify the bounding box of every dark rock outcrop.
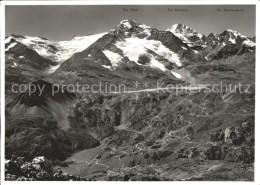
[5,156,89,181]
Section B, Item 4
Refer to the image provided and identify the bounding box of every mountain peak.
[223,29,241,37]
[168,23,204,39]
[119,19,138,29]
[167,23,205,47]
[110,19,151,38]
[222,29,251,40]
[206,29,255,47]
[169,23,195,34]
[226,29,239,33]
[118,19,151,30]
[169,23,183,30]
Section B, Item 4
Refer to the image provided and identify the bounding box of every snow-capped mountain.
[111,20,183,69]
[5,33,106,73]
[5,37,58,90]
[202,29,255,61]
[50,19,208,85]
[5,37,56,69]
[167,23,207,49]
[206,29,255,47]
[6,33,106,62]
[5,19,255,86]
[167,24,255,54]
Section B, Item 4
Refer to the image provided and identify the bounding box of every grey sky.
[6,5,256,41]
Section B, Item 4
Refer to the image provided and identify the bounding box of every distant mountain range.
[5,19,255,87]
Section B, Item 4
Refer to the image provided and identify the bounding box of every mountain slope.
[5,33,106,73]
[6,80,76,130]
[5,37,57,93]
[202,29,255,60]
[51,20,208,86]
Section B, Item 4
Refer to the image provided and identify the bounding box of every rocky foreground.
[5,156,90,181]
[5,153,254,181]
[5,88,255,181]
[5,117,254,181]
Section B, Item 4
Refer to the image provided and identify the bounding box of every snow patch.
[115,37,182,69]
[171,71,182,79]
[138,24,151,30]
[14,33,106,63]
[181,46,188,50]
[243,40,255,47]
[169,24,178,32]
[11,62,18,68]
[168,24,205,46]
[198,33,203,39]
[48,64,60,74]
[150,59,167,72]
[5,36,13,44]
[227,29,240,37]
[120,20,133,29]
[142,28,151,37]
[173,33,189,43]
[5,42,17,51]
[229,37,235,44]
[58,32,106,61]
[102,65,112,70]
[192,50,199,54]
[102,50,123,67]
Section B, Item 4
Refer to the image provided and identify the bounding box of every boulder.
[5,174,18,181]
[224,151,239,162]
[36,170,52,180]
[188,148,200,158]
[17,176,35,181]
[199,151,207,160]
[32,156,54,174]
[224,147,254,163]
[210,129,224,142]
[5,155,88,181]
[232,127,245,145]
[205,146,222,160]
[224,127,234,144]
[5,160,23,176]
[224,127,245,145]
[20,162,34,174]
[16,157,26,165]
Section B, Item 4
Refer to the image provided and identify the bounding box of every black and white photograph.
[3,4,256,181]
